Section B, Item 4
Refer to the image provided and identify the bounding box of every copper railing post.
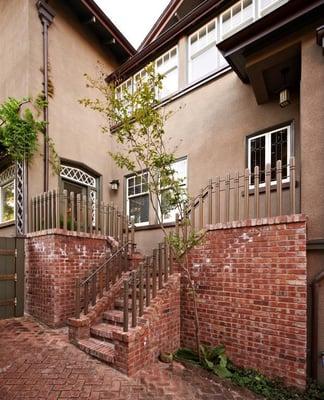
[254,166,260,218]
[244,168,249,219]
[214,176,220,223]
[265,163,271,218]
[208,179,213,224]
[123,280,129,332]
[290,156,296,214]
[131,271,137,328]
[276,160,282,216]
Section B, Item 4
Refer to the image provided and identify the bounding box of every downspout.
[312,270,324,380]
[37,1,55,192]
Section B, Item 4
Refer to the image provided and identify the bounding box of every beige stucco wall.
[26,0,119,203]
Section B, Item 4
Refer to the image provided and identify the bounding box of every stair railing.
[122,238,172,332]
[75,240,134,319]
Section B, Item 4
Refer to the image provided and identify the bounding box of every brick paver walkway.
[0,317,261,399]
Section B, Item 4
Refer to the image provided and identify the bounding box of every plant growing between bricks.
[80,63,204,359]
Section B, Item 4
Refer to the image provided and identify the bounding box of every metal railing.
[30,189,131,242]
[176,157,297,235]
[75,241,134,319]
[122,239,172,332]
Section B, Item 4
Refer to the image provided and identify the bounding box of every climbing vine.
[0,95,59,173]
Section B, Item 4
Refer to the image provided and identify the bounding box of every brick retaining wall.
[25,230,113,327]
[180,215,307,388]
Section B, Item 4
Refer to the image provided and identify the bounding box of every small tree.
[80,64,202,358]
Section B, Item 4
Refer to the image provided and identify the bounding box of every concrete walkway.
[0,317,260,400]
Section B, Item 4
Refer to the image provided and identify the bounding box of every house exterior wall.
[180,215,307,388]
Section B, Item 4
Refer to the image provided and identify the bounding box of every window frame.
[220,0,255,40]
[126,172,150,227]
[0,165,16,225]
[258,0,288,17]
[247,125,291,188]
[159,157,188,224]
[155,46,179,100]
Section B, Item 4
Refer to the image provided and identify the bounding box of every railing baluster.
[234,172,239,220]
[254,166,260,218]
[208,179,213,224]
[84,282,89,315]
[82,194,87,233]
[290,156,296,214]
[190,199,195,232]
[146,258,150,307]
[131,217,135,255]
[70,192,75,231]
[225,174,230,222]
[55,190,60,229]
[46,192,50,229]
[265,163,271,218]
[169,242,173,275]
[76,194,81,233]
[75,278,80,319]
[35,196,39,231]
[152,249,157,298]
[49,191,54,229]
[215,176,220,223]
[244,168,249,219]
[91,275,96,306]
[103,205,107,236]
[88,194,93,234]
[276,160,282,216]
[139,263,144,317]
[63,190,68,230]
[199,189,203,229]
[132,272,137,328]
[123,280,129,332]
[158,243,163,290]
[42,193,46,230]
[31,197,35,232]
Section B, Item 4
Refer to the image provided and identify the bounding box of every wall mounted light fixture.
[279,68,291,108]
[110,179,119,191]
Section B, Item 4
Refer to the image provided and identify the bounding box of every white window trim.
[188,19,220,84]
[155,46,179,100]
[126,173,150,227]
[159,158,188,224]
[220,0,255,40]
[258,0,288,17]
[0,165,16,224]
[247,125,291,188]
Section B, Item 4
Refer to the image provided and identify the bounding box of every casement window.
[160,158,187,223]
[220,0,254,39]
[156,47,179,99]
[0,165,15,224]
[247,125,291,186]
[127,172,149,226]
[188,20,227,83]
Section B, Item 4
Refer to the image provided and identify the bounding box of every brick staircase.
[68,241,181,375]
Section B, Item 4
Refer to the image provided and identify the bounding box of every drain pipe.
[37,1,55,192]
[312,270,324,380]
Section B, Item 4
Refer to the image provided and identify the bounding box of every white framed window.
[259,0,288,16]
[188,19,227,83]
[220,0,254,39]
[160,158,187,223]
[247,125,291,187]
[0,165,15,224]
[156,46,179,99]
[127,172,149,226]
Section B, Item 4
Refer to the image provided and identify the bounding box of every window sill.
[134,221,176,231]
[0,220,15,229]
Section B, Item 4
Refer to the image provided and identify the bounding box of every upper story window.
[259,0,288,16]
[161,158,187,223]
[188,20,227,83]
[221,0,254,39]
[156,47,179,99]
[127,172,149,226]
[0,165,15,224]
[247,125,291,186]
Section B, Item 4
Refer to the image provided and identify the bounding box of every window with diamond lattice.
[0,165,15,224]
[248,126,291,186]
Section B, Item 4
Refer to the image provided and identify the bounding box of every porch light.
[279,88,291,108]
[110,179,119,191]
[279,68,291,108]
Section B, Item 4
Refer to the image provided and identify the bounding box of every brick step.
[77,337,115,364]
[103,309,124,326]
[90,322,124,342]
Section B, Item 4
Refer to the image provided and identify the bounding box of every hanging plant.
[0,95,59,173]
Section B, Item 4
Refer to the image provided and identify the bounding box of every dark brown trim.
[78,0,136,57]
[139,0,183,50]
[37,1,55,192]
[312,271,324,380]
[307,239,324,250]
[106,0,233,82]
[217,0,324,83]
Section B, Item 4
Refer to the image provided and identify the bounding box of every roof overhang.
[217,0,324,84]
[66,0,136,63]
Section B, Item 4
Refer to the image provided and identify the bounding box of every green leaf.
[213,365,232,379]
